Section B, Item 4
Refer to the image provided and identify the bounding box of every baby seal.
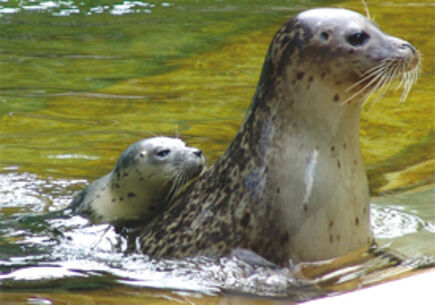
[69,137,204,224]
[131,8,420,264]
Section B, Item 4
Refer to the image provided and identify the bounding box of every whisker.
[343,67,389,105]
[365,65,397,109]
[346,62,390,92]
[343,54,419,109]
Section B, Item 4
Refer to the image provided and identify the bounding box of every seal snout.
[399,42,420,71]
[387,37,420,70]
[401,43,416,55]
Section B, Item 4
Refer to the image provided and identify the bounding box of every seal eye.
[155,149,170,158]
[346,32,370,47]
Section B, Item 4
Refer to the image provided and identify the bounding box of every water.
[0,0,434,304]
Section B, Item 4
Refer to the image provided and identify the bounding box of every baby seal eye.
[346,32,370,47]
[155,149,170,158]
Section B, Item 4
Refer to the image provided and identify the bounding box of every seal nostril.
[193,150,202,158]
[402,43,416,55]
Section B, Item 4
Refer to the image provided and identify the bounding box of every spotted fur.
[130,8,420,265]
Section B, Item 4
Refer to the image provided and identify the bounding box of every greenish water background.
[0,0,434,304]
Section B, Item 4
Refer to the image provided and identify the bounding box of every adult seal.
[69,137,204,225]
[130,8,420,264]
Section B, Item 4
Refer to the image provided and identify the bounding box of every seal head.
[133,8,420,264]
[70,137,204,224]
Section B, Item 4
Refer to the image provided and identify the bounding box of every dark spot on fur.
[330,234,333,243]
[276,187,280,194]
[127,192,136,198]
[343,143,347,149]
[303,204,308,212]
[280,35,290,47]
[112,198,116,202]
[321,72,326,79]
[337,160,341,168]
[333,94,340,102]
[331,146,335,152]
[280,232,289,243]
[241,213,250,228]
[329,220,334,228]
[209,231,221,243]
[166,246,175,256]
[296,71,304,80]
[355,217,360,225]
[308,76,313,82]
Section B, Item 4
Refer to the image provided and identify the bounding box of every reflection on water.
[0,0,434,304]
[0,0,164,16]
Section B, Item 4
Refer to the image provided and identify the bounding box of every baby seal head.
[266,8,420,106]
[113,136,205,206]
[71,136,204,224]
[111,136,205,218]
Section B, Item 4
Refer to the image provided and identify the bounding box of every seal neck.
[235,73,365,163]
[211,70,370,262]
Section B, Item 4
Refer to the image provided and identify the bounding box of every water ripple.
[0,0,171,17]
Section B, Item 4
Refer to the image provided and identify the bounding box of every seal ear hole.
[346,32,370,47]
[320,32,329,41]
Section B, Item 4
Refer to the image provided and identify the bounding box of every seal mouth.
[343,51,421,106]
